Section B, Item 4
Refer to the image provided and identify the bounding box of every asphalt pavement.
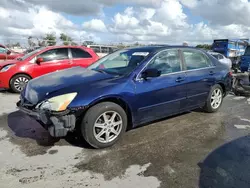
[0,92,250,188]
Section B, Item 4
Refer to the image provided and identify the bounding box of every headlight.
[37,93,77,112]
[0,64,15,72]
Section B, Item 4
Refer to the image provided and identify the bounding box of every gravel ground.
[0,92,250,188]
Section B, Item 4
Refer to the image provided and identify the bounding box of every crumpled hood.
[22,67,115,104]
[0,59,19,69]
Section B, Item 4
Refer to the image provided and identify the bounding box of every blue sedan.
[17,46,232,148]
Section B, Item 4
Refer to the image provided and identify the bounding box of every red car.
[0,44,24,60]
[0,46,99,92]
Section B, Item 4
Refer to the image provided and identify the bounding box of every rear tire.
[81,102,127,149]
[203,84,223,113]
[10,74,31,93]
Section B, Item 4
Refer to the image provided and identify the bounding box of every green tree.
[44,33,56,46]
[134,42,140,46]
[14,42,20,47]
[117,42,126,49]
[71,42,78,46]
[28,36,36,48]
[196,44,212,50]
[60,33,73,45]
[37,38,46,47]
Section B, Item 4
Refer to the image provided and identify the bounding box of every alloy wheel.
[211,88,222,109]
[93,111,123,143]
[14,76,29,92]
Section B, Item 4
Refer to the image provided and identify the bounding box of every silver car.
[208,51,232,69]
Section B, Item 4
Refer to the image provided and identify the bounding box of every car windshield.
[87,48,152,76]
[18,47,45,61]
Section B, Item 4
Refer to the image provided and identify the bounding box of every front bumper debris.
[17,100,76,137]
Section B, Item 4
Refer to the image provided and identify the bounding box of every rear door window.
[182,50,212,70]
[71,48,92,58]
[38,48,69,62]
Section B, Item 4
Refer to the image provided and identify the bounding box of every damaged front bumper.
[17,100,76,137]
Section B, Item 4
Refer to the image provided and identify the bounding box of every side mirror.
[6,50,11,55]
[36,57,44,64]
[141,68,161,79]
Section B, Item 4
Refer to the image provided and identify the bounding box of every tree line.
[5,33,213,50]
[195,44,212,50]
[27,33,95,48]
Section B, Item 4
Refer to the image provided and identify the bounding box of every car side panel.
[134,73,187,124]
[182,67,216,110]
[31,59,71,78]
[72,58,95,68]
[0,53,6,60]
[30,48,72,78]
[0,62,34,89]
[69,47,99,68]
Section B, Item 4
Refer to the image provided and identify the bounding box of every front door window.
[147,50,182,75]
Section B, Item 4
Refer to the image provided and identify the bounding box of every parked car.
[240,46,250,72]
[0,44,24,60]
[17,46,232,148]
[23,46,41,54]
[211,39,249,66]
[87,45,119,57]
[0,46,99,92]
[208,51,232,69]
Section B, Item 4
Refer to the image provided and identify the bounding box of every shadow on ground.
[0,89,15,94]
[7,111,91,149]
[199,135,250,188]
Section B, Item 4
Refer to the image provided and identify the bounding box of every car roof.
[44,45,87,49]
[207,51,223,56]
[208,51,219,54]
[87,45,118,48]
[125,45,199,53]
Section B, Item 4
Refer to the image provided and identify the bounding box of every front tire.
[203,84,223,113]
[10,74,31,93]
[81,102,127,149]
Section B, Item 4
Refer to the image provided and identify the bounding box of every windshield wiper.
[92,68,122,76]
[92,69,108,74]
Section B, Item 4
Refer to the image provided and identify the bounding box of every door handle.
[176,77,185,82]
[209,71,214,75]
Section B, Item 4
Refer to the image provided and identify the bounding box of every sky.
[0,0,250,46]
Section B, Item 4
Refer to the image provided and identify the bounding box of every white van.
[87,45,119,58]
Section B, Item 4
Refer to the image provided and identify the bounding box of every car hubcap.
[211,88,222,109]
[14,77,29,91]
[93,111,123,143]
